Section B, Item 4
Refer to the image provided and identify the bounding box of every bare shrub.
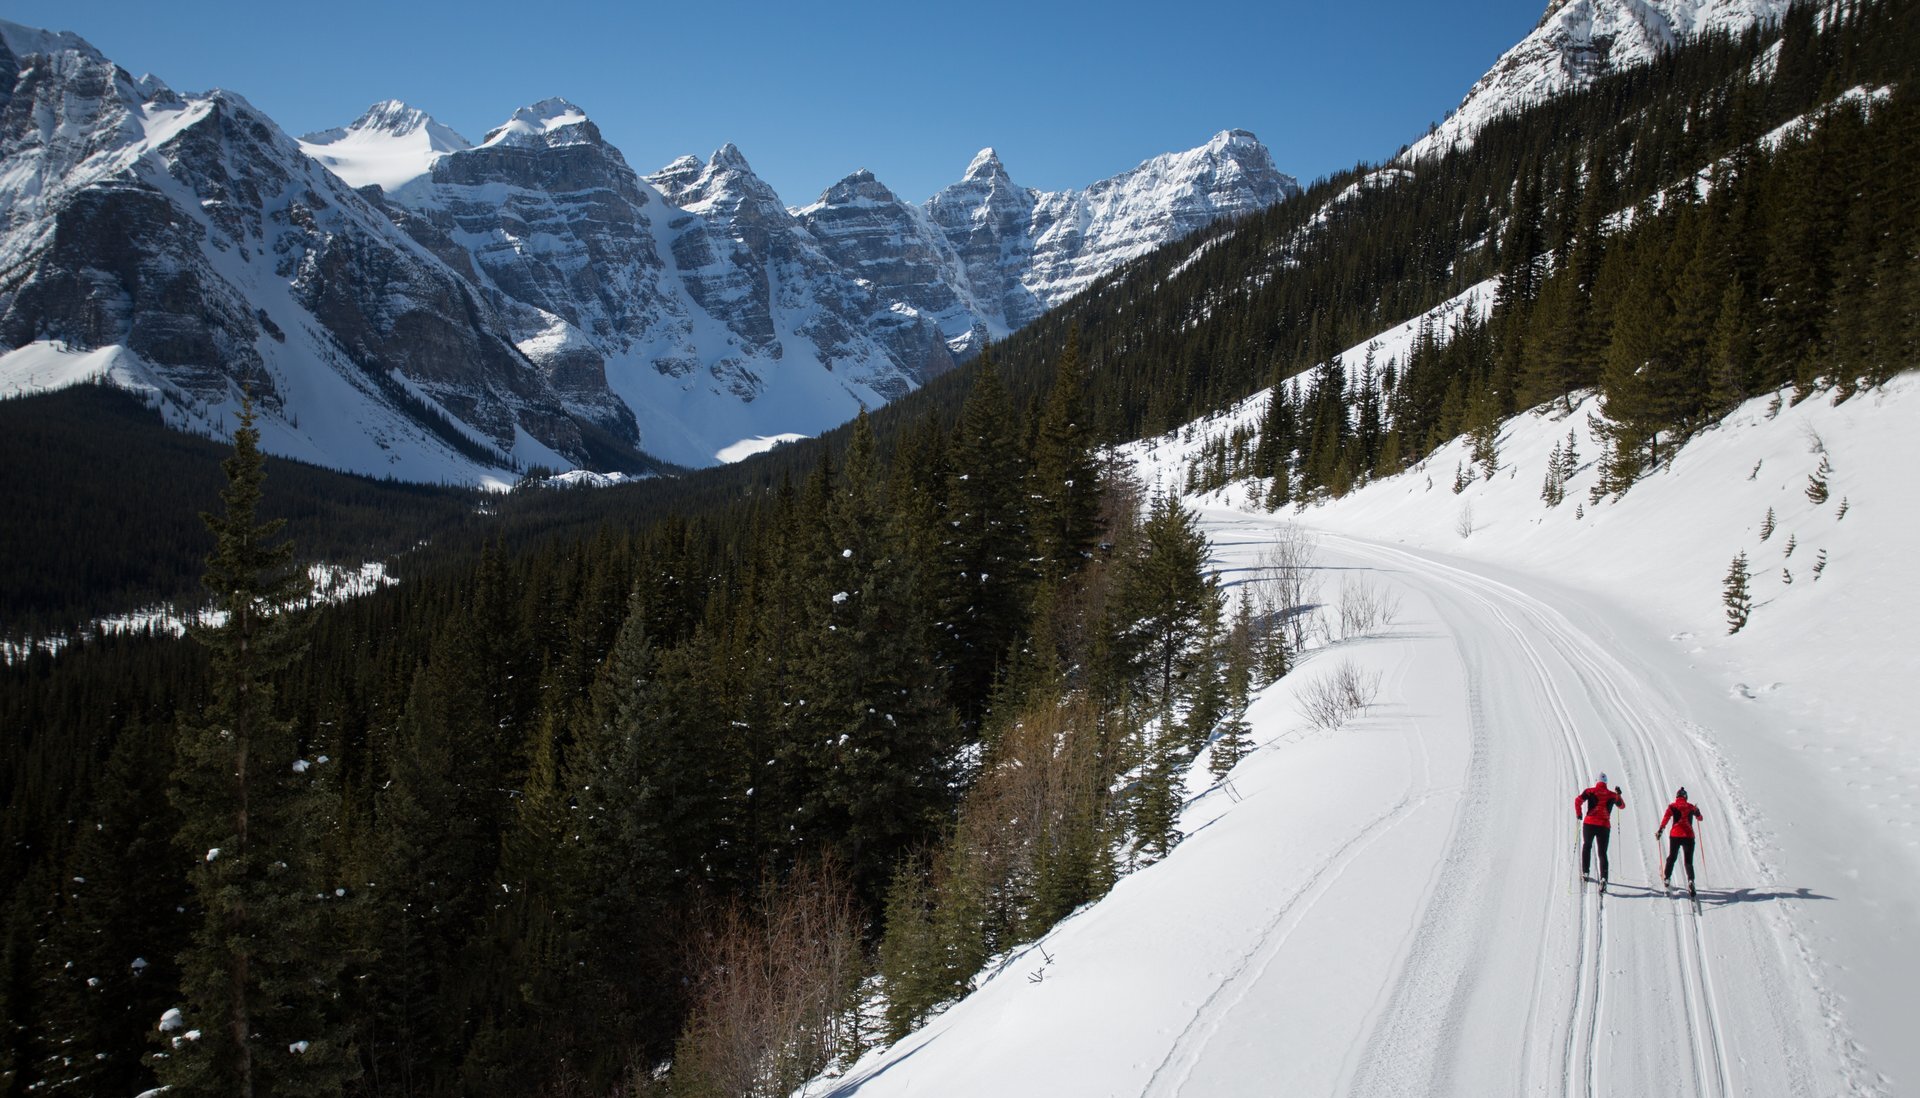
[673,862,863,1098]
[1455,502,1476,540]
[1336,577,1401,640]
[1257,523,1320,656]
[1295,659,1382,732]
[1334,660,1381,710]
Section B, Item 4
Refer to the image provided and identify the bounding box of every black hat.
[1676,787,1688,799]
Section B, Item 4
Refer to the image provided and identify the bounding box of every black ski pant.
[1664,836,1696,882]
[1581,823,1612,878]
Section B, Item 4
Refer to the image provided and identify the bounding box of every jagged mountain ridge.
[0,19,1299,479]
[0,20,629,485]
[1403,0,1791,161]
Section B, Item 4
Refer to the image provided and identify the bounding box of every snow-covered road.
[822,506,1864,1097]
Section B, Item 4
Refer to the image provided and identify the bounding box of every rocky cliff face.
[1,17,1302,479]
[1403,0,1790,162]
[915,131,1302,339]
[379,107,945,467]
[923,149,1045,332]
[1020,129,1299,309]
[0,22,619,481]
[797,169,990,357]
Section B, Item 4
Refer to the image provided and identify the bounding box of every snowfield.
[817,373,1917,1096]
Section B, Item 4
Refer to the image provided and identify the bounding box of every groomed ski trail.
[814,510,1867,1098]
[1310,529,1836,1098]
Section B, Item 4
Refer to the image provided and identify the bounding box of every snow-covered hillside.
[1404,0,1790,163]
[817,367,1918,1095]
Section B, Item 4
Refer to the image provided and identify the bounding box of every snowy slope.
[1404,0,1790,163]
[818,360,1916,1094]
[297,100,471,191]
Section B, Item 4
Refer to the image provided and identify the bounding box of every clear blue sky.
[9,0,1548,203]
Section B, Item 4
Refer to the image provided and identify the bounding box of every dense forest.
[1,1,1915,1094]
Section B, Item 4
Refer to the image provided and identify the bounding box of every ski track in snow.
[821,442,1890,1097]
[1124,514,1838,1098]
[1317,533,1827,1098]
[1140,646,1434,1098]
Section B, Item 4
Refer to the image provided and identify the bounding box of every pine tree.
[1130,740,1182,864]
[1806,456,1831,503]
[1208,593,1257,782]
[1112,493,1221,720]
[30,722,187,1098]
[940,363,1034,724]
[1541,440,1566,507]
[877,862,938,1044]
[1724,552,1753,634]
[1029,332,1103,577]
[158,397,358,1096]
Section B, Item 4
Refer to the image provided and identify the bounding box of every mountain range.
[0,20,1298,478]
[0,0,1789,481]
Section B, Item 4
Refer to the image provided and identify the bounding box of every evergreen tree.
[1542,440,1567,507]
[158,397,357,1097]
[1208,592,1257,782]
[1111,494,1221,721]
[1724,552,1753,634]
[29,722,186,1098]
[940,363,1034,725]
[1029,332,1104,577]
[1130,742,1182,864]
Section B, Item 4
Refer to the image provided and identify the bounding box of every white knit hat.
[1597,772,1609,784]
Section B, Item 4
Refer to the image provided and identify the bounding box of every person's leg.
[1680,837,1695,881]
[1664,839,1679,881]
[1597,827,1612,879]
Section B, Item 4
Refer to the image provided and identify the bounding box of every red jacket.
[1577,783,1625,827]
[1660,799,1702,839]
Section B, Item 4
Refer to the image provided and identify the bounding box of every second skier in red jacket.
[1657,788,1704,895]
[1576,774,1626,882]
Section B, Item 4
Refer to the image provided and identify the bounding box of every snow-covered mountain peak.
[480,97,596,149]
[0,19,105,65]
[645,142,783,222]
[803,168,899,213]
[307,99,470,149]
[710,141,751,171]
[964,147,1009,182]
[1206,127,1263,151]
[298,99,472,191]
[1404,0,1790,162]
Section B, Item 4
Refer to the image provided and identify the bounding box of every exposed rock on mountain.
[0,21,616,482]
[1403,0,1790,162]
[922,130,1301,334]
[0,17,1300,479]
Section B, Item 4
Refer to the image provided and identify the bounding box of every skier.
[1575,773,1625,884]
[1656,787,1704,896]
